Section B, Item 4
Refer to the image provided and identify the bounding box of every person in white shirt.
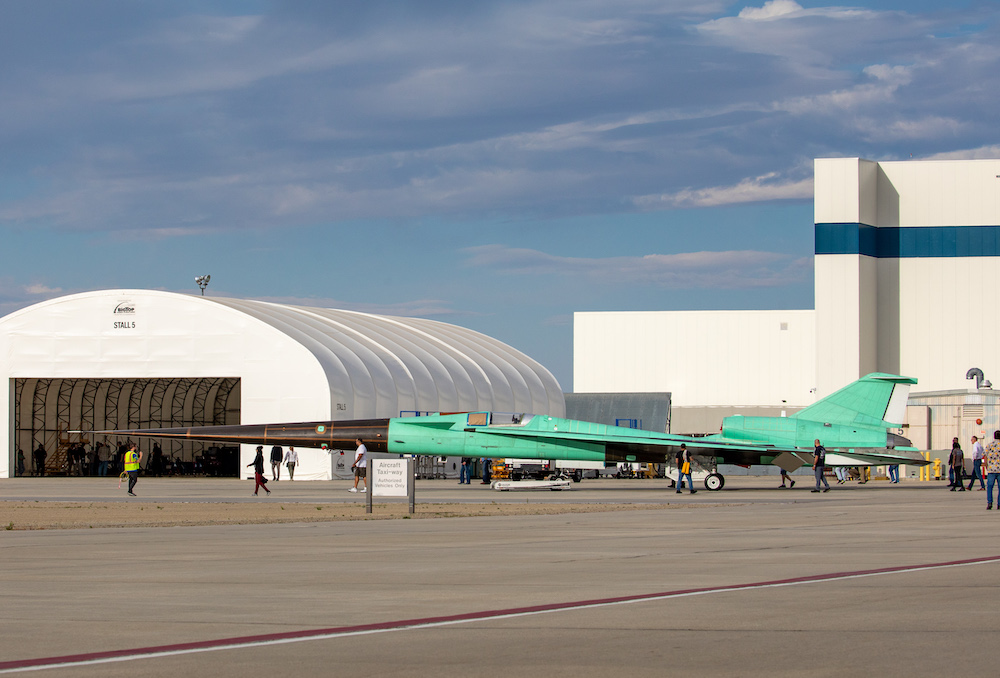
[349,438,367,493]
[283,446,299,481]
[968,435,986,490]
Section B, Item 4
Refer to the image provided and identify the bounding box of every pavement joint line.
[2,554,999,674]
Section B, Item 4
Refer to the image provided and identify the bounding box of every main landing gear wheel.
[704,473,725,491]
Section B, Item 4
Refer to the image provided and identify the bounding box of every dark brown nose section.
[98,418,391,452]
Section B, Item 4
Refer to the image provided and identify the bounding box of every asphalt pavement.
[1,476,996,677]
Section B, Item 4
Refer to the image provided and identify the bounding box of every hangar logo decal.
[113,300,137,330]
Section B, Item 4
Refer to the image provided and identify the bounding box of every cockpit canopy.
[467,412,534,427]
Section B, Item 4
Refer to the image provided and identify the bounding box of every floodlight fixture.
[195,275,211,295]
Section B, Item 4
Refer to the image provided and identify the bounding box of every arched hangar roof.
[207,296,565,418]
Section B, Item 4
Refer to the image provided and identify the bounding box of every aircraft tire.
[704,473,725,491]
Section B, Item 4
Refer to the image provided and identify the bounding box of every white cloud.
[147,15,264,46]
[738,0,803,21]
[925,145,1000,161]
[867,116,966,143]
[863,63,914,86]
[24,284,63,295]
[634,174,813,209]
[775,78,904,116]
[463,244,811,289]
[0,1,995,237]
[696,1,900,68]
[0,282,66,318]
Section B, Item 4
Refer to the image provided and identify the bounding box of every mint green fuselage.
[385,405,908,468]
[710,415,894,450]
[387,414,611,463]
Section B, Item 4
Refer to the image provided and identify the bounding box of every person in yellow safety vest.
[124,443,142,496]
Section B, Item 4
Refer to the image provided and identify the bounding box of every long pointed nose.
[98,418,391,452]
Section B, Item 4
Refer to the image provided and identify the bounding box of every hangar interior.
[14,377,241,477]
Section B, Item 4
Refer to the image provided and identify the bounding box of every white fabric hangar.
[0,289,564,479]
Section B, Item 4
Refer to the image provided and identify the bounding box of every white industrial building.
[576,157,1000,438]
[0,290,564,479]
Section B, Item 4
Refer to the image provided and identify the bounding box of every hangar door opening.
[12,377,240,477]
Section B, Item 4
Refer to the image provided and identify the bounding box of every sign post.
[366,454,415,514]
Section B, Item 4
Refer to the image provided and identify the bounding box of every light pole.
[195,275,211,296]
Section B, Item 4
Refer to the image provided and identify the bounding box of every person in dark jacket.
[248,446,270,496]
[675,444,697,495]
[949,438,966,491]
[270,445,283,481]
[811,440,831,493]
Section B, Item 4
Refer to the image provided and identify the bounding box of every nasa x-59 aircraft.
[100,373,926,490]
[107,373,926,491]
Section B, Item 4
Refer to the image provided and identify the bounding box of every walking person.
[985,431,1000,510]
[675,444,697,494]
[811,439,831,493]
[123,443,142,496]
[674,447,686,491]
[947,438,959,488]
[283,446,298,481]
[778,468,795,488]
[270,445,283,481]
[834,466,849,484]
[248,446,270,496]
[968,435,986,490]
[887,464,900,483]
[349,438,367,493]
[949,438,966,491]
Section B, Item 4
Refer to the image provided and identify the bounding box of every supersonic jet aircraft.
[105,372,926,491]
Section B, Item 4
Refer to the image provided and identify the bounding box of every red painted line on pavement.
[3,554,999,673]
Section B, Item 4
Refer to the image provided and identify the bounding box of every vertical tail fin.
[793,373,916,428]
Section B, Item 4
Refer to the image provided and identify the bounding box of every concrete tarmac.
[1,476,998,677]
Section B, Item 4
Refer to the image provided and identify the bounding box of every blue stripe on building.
[815,224,1000,257]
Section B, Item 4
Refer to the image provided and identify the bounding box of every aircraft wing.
[822,449,928,467]
[389,415,858,467]
[455,425,926,467]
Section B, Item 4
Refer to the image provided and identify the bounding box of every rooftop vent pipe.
[966,367,988,389]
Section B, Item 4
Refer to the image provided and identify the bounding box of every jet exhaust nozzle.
[887,432,913,450]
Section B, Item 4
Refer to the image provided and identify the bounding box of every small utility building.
[0,290,564,479]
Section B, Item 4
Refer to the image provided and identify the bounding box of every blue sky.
[1,0,997,390]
